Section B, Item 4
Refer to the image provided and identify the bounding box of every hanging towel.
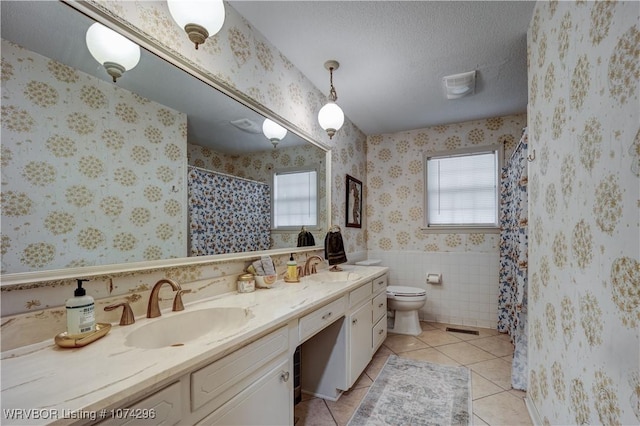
[324,228,347,266]
[297,229,316,247]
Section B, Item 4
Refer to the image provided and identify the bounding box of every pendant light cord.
[328,67,338,102]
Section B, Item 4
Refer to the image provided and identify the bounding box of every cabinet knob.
[378,303,384,308]
[378,329,385,335]
[352,318,358,325]
[321,312,332,320]
[280,371,290,382]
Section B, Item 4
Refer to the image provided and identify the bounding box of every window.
[272,169,318,229]
[424,145,501,229]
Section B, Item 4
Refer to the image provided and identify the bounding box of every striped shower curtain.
[497,128,528,390]
[187,167,271,255]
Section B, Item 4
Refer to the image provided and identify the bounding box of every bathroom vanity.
[0,266,388,425]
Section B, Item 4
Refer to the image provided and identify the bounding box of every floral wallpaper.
[188,142,327,249]
[527,2,639,425]
[0,40,187,274]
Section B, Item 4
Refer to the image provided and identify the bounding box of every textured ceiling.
[229,1,536,135]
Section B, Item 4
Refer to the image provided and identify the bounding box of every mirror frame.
[0,0,332,287]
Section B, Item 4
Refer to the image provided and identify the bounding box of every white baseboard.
[525,396,542,425]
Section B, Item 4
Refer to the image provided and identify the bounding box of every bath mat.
[347,355,471,426]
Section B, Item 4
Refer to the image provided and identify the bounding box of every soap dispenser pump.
[66,279,96,337]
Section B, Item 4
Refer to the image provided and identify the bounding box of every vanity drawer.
[349,282,372,308]
[299,296,346,343]
[372,274,388,295]
[372,291,387,323]
[191,327,288,413]
[100,381,183,426]
[372,316,387,352]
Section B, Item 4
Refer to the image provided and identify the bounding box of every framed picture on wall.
[346,174,362,228]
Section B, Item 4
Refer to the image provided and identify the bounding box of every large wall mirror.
[1,1,330,283]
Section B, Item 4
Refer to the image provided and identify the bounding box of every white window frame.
[422,144,502,233]
[271,167,319,231]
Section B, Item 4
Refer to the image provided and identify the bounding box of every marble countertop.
[0,265,388,425]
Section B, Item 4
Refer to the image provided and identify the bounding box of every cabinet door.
[348,302,372,388]
[196,358,292,426]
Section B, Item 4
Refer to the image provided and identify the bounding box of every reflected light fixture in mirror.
[318,60,344,139]
[262,118,287,148]
[168,0,225,50]
[86,23,141,82]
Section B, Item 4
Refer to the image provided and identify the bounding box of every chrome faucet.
[147,278,186,318]
[303,255,324,277]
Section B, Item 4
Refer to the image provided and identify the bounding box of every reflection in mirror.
[0,1,327,276]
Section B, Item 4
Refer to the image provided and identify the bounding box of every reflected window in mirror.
[272,169,318,229]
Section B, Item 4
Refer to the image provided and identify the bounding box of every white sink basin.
[125,307,252,349]
[307,271,362,283]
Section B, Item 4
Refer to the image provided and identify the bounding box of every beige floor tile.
[364,353,391,381]
[469,358,513,390]
[396,347,461,366]
[435,341,495,365]
[419,321,438,331]
[473,414,489,425]
[325,386,370,426]
[473,392,533,426]
[372,344,394,358]
[469,335,515,357]
[501,354,514,363]
[382,334,429,353]
[417,329,463,347]
[509,389,527,399]
[294,398,336,426]
[471,371,504,400]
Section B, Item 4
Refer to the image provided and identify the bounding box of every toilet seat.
[386,285,426,300]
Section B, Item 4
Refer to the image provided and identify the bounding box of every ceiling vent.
[442,70,476,100]
[230,118,261,133]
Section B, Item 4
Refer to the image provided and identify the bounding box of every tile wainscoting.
[368,250,500,329]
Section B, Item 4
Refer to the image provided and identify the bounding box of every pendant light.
[318,60,344,139]
[167,0,225,50]
[85,23,141,83]
[262,118,287,148]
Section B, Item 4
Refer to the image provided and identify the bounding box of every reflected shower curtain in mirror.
[498,128,528,390]
[188,167,270,255]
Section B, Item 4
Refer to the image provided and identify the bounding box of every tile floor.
[294,321,533,426]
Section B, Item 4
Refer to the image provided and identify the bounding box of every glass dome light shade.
[86,23,140,72]
[318,101,344,138]
[262,118,287,142]
[168,0,225,39]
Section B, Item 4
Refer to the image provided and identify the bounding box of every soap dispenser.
[66,279,96,337]
[286,253,298,282]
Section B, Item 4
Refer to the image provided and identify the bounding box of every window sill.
[419,226,501,234]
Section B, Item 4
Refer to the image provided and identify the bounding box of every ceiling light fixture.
[262,118,287,148]
[85,23,141,83]
[442,70,476,99]
[167,0,225,50]
[318,60,344,139]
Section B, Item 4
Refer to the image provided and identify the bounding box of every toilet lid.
[386,285,426,297]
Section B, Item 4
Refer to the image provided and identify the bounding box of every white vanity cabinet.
[97,326,292,426]
[301,273,388,400]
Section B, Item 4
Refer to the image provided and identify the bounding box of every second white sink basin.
[125,307,252,349]
[307,271,362,283]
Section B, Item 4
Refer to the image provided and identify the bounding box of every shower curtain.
[188,167,271,255]
[497,128,528,390]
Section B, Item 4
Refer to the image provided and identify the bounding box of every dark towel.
[297,230,316,247]
[324,230,347,265]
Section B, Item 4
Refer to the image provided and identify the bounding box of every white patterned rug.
[347,355,471,426]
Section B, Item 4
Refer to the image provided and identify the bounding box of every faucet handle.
[296,265,304,278]
[173,289,191,312]
[104,302,135,326]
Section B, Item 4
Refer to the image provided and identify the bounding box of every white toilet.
[386,286,427,336]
